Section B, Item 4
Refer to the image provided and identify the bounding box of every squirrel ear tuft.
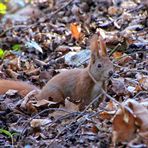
[98,32,107,56]
[90,34,100,57]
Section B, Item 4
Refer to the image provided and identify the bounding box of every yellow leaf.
[0,3,7,15]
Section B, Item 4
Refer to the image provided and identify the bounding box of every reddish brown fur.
[0,79,39,96]
[0,34,113,110]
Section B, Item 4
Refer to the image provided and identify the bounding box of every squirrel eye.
[97,64,102,68]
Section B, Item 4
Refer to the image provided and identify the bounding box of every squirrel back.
[36,33,113,110]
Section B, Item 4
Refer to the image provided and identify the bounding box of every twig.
[133,91,148,100]
[76,94,102,119]
[122,69,148,74]
[88,70,136,116]
[69,118,86,137]
[114,64,148,74]
[19,107,78,141]
[0,0,73,38]
[100,88,121,106]
[71,110,103,137]
[109,43,121,57]
[0,25,32,37]
[49,93,103,146]
[48,0,73,19]
[113,51,147,63]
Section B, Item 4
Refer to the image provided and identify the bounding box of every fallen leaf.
[127,86,136,93]
[113,51,123,59]
[30,119,52,128]
[26,102,38,114]
[126,100,148,132]
[111,78,127,95]
[100,111,115,120]
[5,89,18,96]
[112,106,136,144]
[139,77,148,90]
[113,52,133,65]
[70,23,82,40]
[108,6,119,16]
[91,125,99,134]
[64,98,79,112]
[112,99,148,145]
[49,98,79,119]
[25,40,43,53]
[33,99,57,108]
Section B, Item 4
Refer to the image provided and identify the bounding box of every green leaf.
[0,48,5,58]
[0,128,12,138]
[0,2,7,14]
[12,44,21,51]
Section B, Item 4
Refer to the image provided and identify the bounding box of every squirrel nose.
[109,71,113,77]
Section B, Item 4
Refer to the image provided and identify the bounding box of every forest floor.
[0,0,148,147]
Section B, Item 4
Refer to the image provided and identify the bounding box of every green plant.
[0,128,16,146]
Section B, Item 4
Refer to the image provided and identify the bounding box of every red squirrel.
[0,33,113,110]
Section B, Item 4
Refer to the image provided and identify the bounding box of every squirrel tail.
[0,79,39,97]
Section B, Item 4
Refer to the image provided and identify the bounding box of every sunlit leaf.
[0,2,7,14]
[70,23,81,40]
[12,44,21,51]
[0,48,5,58]
[0,128,12,138]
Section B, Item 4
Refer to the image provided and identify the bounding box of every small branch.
[76,94,102,119]
[133,91,148,100]
[19,107,79,140]
[113,51,147,63]
[49,93,103,146]
[109,43,121,57]
[100,88,121,106]
[0,25,32,37]
[114,64,148,74]
[48,0,73,19]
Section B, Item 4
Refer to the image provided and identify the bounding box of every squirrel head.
[88,33,113,82]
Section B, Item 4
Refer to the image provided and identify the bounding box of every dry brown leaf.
[126,100,148,132]
[70,23,82,40]
[112,106,136,144]
[20,90,38,109]
[108,6,119,16]
[111,78,127,95]
[55,45,71,53]
[26,102,38,114]
[91,125,99,134]
[49,98,79,119]
[30,119,52,128]
[33,99,57,108]
[5,69,19,79]
[112,99,148,145]
[135,85,142,92]
[64,98,79,112]
[117,54,133,66]
[100,111,115,120]
[106,101,114,110]
[113,51,123,59]
[7,57,20,71]
[139,77,148,90]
